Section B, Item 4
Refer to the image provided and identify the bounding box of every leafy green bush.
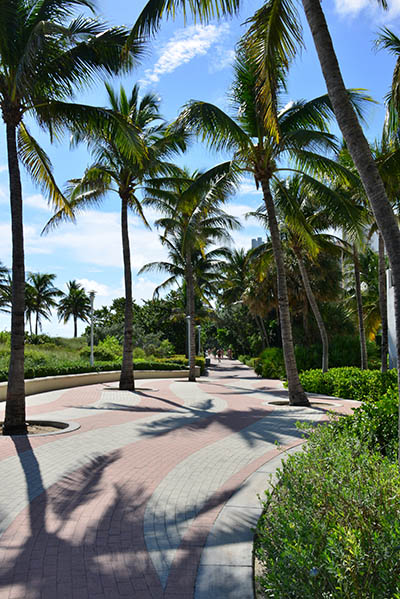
[255,423,400,598]
[254,337,381,381]
[337,389,398,460]
[80,335,122,361]
[254,348,286,379]
[298,367,398,402]
[132,347,146,359]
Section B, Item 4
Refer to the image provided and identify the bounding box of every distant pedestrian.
[217,349,223,363]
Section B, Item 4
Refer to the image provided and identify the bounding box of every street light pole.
[196,324,201,355]
[89,291,95,367]
[186,315,191,364]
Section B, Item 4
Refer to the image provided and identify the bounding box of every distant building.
[387,269,398,368]
[251,237,263,249]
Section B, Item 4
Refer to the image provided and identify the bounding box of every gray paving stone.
[195,565,254,599]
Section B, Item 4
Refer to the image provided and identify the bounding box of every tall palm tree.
[45,84,187,390]
[144,164,240,380]
[253,175,361,372]
[176,46,361,404]
[0,264,11,314]
[133,0,400,449]
[57,281,91,337]
[1,0,142,434]
[25,273,60,335]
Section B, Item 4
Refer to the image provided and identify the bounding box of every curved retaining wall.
[0,367,200,401]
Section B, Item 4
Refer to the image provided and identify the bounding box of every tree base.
[2,422,28,435]
[288,391,310,406]
[188,376,196,382]
[119,379,135,391]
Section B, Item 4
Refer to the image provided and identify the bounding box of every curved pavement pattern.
[0,359,357,599]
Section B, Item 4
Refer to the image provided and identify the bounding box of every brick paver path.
[0,360,357,598]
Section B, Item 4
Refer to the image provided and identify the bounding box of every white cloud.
[76,279,112,297]
[237,179,261,196]
[209,48,235,73]
[141,23,230,86]
[24,194,53,213]
[334,0,400,20]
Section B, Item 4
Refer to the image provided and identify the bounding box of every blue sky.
[0,0,399,336]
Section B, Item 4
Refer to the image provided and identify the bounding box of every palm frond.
[18,122,70,212]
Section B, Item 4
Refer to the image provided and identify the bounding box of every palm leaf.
[18,122,71,212]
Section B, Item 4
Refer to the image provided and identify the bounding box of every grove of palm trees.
[1,0,400,596]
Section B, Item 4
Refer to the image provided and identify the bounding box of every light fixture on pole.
[89,291,95,367]
[196,324,201,355]
[186,315,191,363]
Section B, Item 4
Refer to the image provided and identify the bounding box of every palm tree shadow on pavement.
[0,436,269,598]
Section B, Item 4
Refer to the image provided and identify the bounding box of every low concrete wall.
[0,367,200,401]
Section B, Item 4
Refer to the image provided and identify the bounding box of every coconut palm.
[251,174,363,372]
[0,264,11,314]
[1,0,143,433]
[57,281,91,337]
[143,164,240,380]
[45,84,187,390]
[25,273,60,335]
[176,44,363,404]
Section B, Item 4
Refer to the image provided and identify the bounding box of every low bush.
[254,348,286,379]
[255,423,400,598]
[298,367,398,403]
[254,337,381,381]
[80,335,122,361]
[337,389,398,461]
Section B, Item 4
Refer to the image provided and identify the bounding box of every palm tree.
[0,264,11,314]
[25,273,60,335]
[254,175,362,372]
[176,46,361,404]
[143,164,240,380]
[57,281,91,337]
[1,0,142,434]
[220,248,272,349]
[45,84,187,391]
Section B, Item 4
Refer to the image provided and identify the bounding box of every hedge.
[298,367,398,403]
[255,423,400,598]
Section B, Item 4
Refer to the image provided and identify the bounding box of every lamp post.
[186,315,191,363]
[89,291,95,367]
[196,324,201,355]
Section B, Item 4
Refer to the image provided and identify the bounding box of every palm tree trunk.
[379,233,388,372]
[295,250,329,372]
[301,0,400,457]
[3,122,27,434]
[259,176,309,405]
[119,196,134,391]
[74,315,78,338]
[256,315,270,349]
[185,247,196,382]
[353,245,368,370]
[35,314,38,336]
[256,316,266,350]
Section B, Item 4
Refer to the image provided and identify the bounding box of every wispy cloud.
[209,48,235,73]
[334,0,400,21]
[141,23,230,86]
[24,194,53,213]
[237,179,261,196]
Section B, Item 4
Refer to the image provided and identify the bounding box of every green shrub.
[80,335,122,361]
[337,389,398,460]
[299,367,398,403]
[132,347,146,359]
[254,348,286,379]
[255,423,400,598]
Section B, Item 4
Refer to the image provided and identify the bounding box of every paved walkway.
[0,359,357,599]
